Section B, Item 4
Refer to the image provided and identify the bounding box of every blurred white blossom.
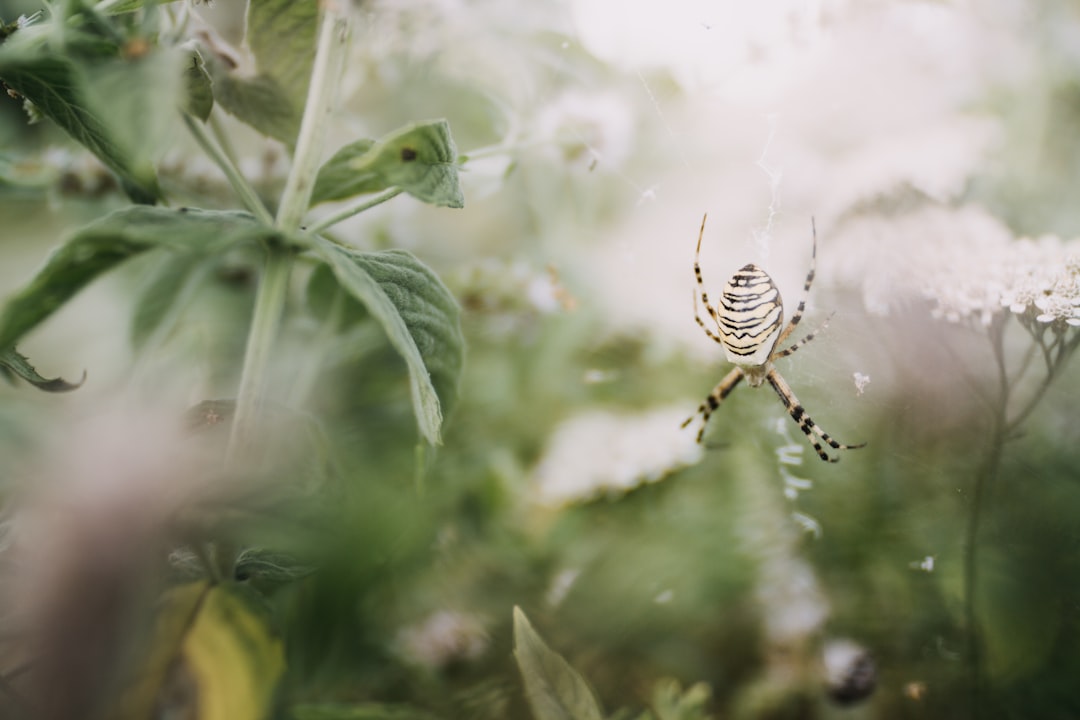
[531,404,704,506]
[909,556,935,573]
[395,610,490,670]
[534,89,636,170]
[830,203,1080,329]
[926,232,1080,328]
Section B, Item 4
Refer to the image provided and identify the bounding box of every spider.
[681,213,865,462]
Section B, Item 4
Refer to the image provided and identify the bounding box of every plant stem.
[223,7,350,477]
[276,9,352,232]
[963,316,1010,718]
[224,247,292,466]
[308,187,404,234]
[183,114,274,226]
[963,422,1004,718]
[1006,329,1080,435]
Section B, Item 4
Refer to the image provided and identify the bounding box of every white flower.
[533,90,636,170]
[916,218,1080,328]
[531,404,703,506]
[395,610,489,669]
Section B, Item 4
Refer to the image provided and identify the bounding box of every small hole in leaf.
[401,147,418,162]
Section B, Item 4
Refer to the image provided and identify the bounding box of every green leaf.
[308,237,464,445]
[0,346,83,392]
[312,121,464,208]
[181,47,214,122]
[203,0,318,145]
[310,138,377,204]
[129,252,214,350]
[513,606,605,720]
[246,0,319,104]
[115,581,285,720]
[292,704,441,720]
[96,0,148,14]
[0,207,274,350]
[651,679,712,720]
[207,60,303,145]
[81,48,182,188]
[234,548,316,588]
[0,45,161,203]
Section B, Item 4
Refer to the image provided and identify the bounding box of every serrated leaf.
[246,0,318,103]
[308,237,464,445]
[0,346,83,392]
[115,581,285,720]
[310,120,464,208]
[0,207,274,351]
[513,606,604,720]
[0,45,161,203]
[291,703,441,720]
[310,138,377,204]
[182,47,214,122]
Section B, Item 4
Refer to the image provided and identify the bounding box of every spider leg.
[774,217,817,348]
[682,366,744,443]
[692,213,724,333]
[765,367,865,462]
[693,288,725,346]
[772,312,834,360]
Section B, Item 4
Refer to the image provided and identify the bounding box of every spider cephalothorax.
[682,214,865,462]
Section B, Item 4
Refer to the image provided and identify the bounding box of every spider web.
[752,113,783,261]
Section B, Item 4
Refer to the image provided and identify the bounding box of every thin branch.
[306,188,404,235]
[964,315,1010,720]
[183,114,274,226]
[1007,328,1080,435]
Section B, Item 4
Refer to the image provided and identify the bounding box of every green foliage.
[207,0,319,145]
[116,581,285,720]
[291,704,441,720]
[246,0,319,109]
[514,606,605,720]
[98,0,151,14]
[313,120,464,208]
[0,346,82,392]
[182,47,215,122]
[17,2,1080,720]
[0,206,274,351]
[311,138,378,204]
[208,59,303,146]
[235,548,317,591]
[0,33,163,202]
[128,251,215,350]
[650,680,712,720]
[308,238,464,444]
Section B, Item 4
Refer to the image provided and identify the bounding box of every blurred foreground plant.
[925,232,1080,716]
[0,1,465,717]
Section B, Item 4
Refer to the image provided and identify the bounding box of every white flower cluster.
[926,233,1080,329]
[531,404,704,506]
